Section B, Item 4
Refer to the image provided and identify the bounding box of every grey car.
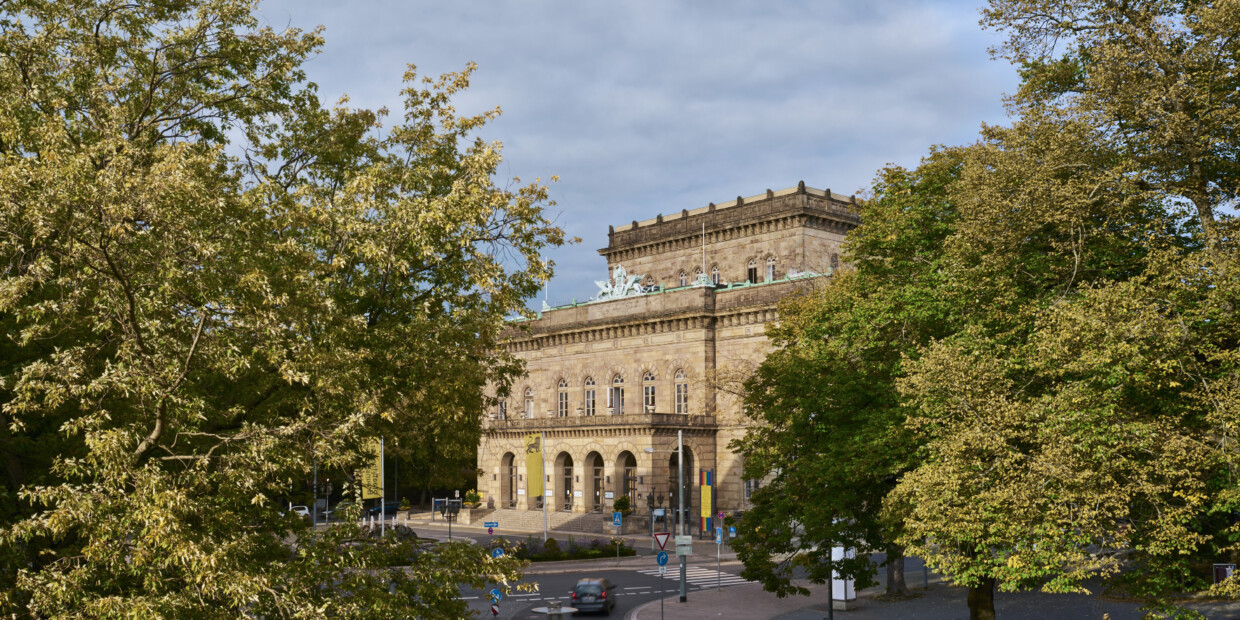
[569,578,616,615]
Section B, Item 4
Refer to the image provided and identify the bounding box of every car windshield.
[576,584,602,595]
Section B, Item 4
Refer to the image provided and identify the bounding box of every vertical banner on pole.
[524,434,544,497]
[360,438,382,500]
[699,470,713,534]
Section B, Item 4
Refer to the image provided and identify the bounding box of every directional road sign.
[488,589,502,603]
[657,551,669,566]
[675,534,693,556]
[653,532,670,550]
[491,548,504,559]
[612,511,622,527]
[484,521,499,528]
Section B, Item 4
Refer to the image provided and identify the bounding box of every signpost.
[491,547,504,559]
[715,527,723,590]
[656,550,669,619]
[613,512,622,564]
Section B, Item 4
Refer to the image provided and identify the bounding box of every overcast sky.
[257,1,1021,305]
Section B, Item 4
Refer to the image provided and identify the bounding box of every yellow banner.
[524,433,544,497]
[700,484,712,518]
[360,438,382,500]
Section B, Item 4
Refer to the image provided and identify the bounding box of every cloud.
[257,0,1020,303]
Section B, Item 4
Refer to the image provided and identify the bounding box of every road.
[461,564,754,619]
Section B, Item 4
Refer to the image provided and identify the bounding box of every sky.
[256,1,1022,305]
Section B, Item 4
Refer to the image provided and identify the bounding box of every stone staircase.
[404,507,650,536]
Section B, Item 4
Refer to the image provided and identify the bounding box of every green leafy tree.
[886,2,1240,617]
[0,0,561,616]
[731,149,966,597]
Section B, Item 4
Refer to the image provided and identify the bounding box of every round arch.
[500,452,517,509]
[553,451,574,512]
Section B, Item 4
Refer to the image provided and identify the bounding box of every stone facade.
[476,183,858,529]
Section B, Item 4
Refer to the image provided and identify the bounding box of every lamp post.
[644,428,688,603]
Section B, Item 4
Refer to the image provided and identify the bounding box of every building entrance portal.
[555,452,574,511]
[588,452,604,512]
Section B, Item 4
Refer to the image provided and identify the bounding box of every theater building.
[475,182,859,530]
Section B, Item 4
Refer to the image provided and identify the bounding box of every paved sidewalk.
[627,580,1240,620]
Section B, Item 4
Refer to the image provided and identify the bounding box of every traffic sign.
[718,511,724,521]
[487,527,493,535]
[729,526,736,537]
[653,531,670,550]
[491,547,504,559]
[490,603,499,615]
[659,565,667,575]
[488,588,502,603]
[484,521,499,528]
[657,551,669,566]
[612,511,622,527]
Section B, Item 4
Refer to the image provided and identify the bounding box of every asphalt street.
[460,564,755,619]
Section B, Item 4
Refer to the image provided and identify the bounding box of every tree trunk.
[886,546,909,596]
[967,577,996,620]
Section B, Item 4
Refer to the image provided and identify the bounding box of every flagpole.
[542,431,548,542]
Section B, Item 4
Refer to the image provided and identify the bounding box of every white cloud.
[258,0,1021,303]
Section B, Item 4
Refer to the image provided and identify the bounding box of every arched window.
[766,257,776,282]
[583,377,596,416]
[747,259,758,284]
[524,387,534,418]
[609,375,625,415]
[557,378,569,417]
[678,271,687,287]
[497,398,507,420]
[674,370,689,415]
[642,371,656,412]
[711,265,720,285]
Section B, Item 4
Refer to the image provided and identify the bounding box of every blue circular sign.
[489,588,502,603]
[656,551,669,566]
[491,547,504,559]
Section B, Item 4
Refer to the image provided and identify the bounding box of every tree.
[0,0,561,615]
[886,2,1240,617]
[731,149,966,598]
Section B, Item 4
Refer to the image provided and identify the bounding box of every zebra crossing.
[635,566,754,589]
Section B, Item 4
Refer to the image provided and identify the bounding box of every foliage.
[499,536,631,562]
[0,0,563,616]
[612,495,631,514]
[464,489,482,504]
[731,148,967,597]
[739,2,1240,617]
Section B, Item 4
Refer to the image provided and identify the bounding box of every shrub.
[613,495,631,514]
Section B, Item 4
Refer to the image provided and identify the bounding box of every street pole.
[827,553,834,620]
[678,429,686,603]
[380,437,385,538]
[312,459,317,540]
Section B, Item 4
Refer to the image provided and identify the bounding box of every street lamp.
[645,429,688,603]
